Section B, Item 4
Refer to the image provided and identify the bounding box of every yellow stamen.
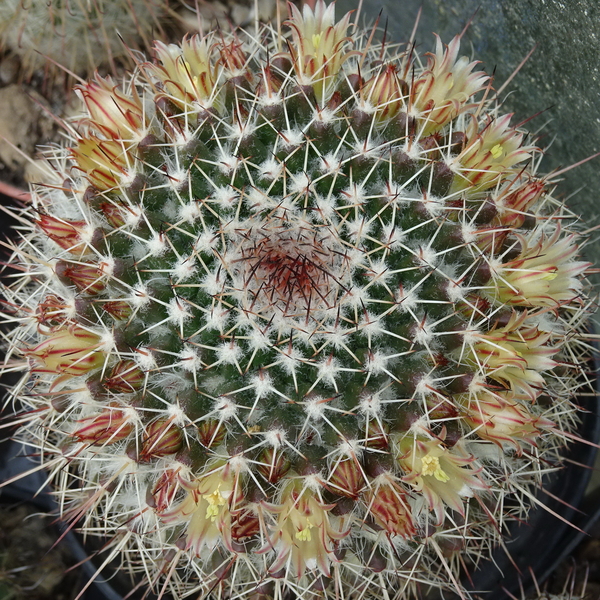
[295,521,313,542]
[203,487,226,522]
[421,454,450,482]
[490,144,503,159]
[312,33,322,49]
[541,269,558,281]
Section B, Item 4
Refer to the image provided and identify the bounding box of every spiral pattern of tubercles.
[4,2,593,599]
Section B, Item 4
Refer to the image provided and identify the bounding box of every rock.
[0,53,21,85]
[0,84,53,177]
[178,0,285,31]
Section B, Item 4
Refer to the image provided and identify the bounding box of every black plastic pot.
[463,371,600,599]
[0,437,125,600]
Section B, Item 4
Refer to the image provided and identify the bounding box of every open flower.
[161,460,244,554]
[286,0,353,100]
[411,36,488,135]
[494,228,589,307]
[451,114,533,192]
[398,437,486,525]
[77,75,146,141]
[469,311,558,399]
[150,35,219,110]
[260,480,349,577]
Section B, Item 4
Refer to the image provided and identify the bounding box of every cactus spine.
[2,2,594,599]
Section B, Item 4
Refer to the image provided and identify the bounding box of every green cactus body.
[3,2,593,598]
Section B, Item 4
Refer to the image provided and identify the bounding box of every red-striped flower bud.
[497,179,545,229]
[231,507,260,542]
[36,214,89,254]
[36,294,69,329]
[256,447,291,483]
[362,63,406,121]
[102,300,132,321]
[327,459,364,499]
[99,201,127,228]
[140,418,184,461]
[364,476,415,538]
[256,64,283,99]
[151,468,182,513]
[72,404,134,445]
[77,75,145,141]
[366,421,389,449]
[26,324,105,381]
[72,136,133,191]
[56,260,108,295]
[197,419,226,448]
[219,39,249,77]
[104,359,144,393]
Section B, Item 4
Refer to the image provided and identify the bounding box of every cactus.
[2,2,595,598]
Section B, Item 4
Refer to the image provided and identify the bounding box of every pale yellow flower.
[398,437,486,525]
[160,460,244,554]
[150,35,220,110]
[286,0,353,101]
[460,389,554,451]
[469,311,558,399]
[260,480,349,578]
[494,228,589,307]
[451,114,533,192]
[412,35,488,135]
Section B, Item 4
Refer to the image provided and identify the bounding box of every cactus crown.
[3,2,594,599]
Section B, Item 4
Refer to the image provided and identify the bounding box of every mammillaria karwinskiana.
[2,2,594,598]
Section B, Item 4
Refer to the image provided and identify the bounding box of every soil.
[0,503,81,600]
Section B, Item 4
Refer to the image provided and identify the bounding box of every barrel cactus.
[2,2,594,599]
